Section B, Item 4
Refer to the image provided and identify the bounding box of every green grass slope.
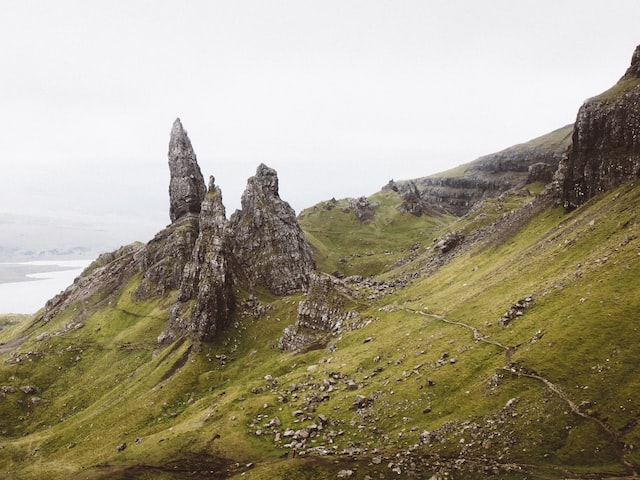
[0,181,639,479]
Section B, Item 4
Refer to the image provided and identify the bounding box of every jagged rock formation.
[34,121,315,345]
[34,243,145,325]
[396,181,428,216]
[391,125,573,216]
[278,273,357,351]
[560,45,640,209]
[133,215,200,301]
[168,118,207,222]
[159,177,234,343]
[229,164,316,295]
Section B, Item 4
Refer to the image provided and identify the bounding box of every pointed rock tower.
[168,118,207,222]
[159,176,235,343]
[229,163,316,295]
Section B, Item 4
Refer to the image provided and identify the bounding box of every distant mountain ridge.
[387,124,573,215]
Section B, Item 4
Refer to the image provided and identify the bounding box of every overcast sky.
[1,1,639,252]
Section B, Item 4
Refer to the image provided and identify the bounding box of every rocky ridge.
[388,124,573,216]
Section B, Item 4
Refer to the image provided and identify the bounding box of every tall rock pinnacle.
[168,118,207,222]
[229,163,316,295]
[159,176,234,343]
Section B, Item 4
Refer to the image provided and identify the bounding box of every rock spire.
[159,176,234,343]
[229,163,316,295]
[168,118,207,222]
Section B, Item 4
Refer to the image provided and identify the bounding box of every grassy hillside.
[0,180,639,479]
[299,190,451,277]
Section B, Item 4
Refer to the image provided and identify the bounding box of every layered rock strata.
[560,45,640,209]
[389,124,573,216]
[278,273,357,351]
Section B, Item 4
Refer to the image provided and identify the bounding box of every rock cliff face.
[168,118,207,222]
[229,164,316,295]
[159,177,234,343]
[133,215,200,301]
[391,124,573,216]
[560,45,640,209]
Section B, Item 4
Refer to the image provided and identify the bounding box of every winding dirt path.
[401,306,639,476]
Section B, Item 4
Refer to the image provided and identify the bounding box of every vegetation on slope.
[0,179,639,479]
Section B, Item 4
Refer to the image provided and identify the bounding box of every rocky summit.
[2,45,640,480]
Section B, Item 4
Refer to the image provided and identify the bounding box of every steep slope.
[1,45,640,480]
[2,178,638,479]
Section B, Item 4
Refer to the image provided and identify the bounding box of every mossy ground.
[1,182,639,479]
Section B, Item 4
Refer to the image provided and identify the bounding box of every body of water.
[0,260,92,314]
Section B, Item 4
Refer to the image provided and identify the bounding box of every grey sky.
[1,1,639,254]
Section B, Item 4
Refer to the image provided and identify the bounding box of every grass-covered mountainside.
[1,177,639,479]
[1,45,640,479]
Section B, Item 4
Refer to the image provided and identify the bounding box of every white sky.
[1,1,639,251]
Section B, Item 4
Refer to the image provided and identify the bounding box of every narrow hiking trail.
[401,306,639,476]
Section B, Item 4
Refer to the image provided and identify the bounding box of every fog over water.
[0,260,91,314]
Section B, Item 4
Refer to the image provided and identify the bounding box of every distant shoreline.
[0,263,81,285]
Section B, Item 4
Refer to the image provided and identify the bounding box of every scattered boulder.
[499,296,533,326]
[345,196,377,222]
[433,232,464,254]
[350,394,373,410]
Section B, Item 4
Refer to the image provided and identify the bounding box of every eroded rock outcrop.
[560,45,640,209]
[34,121,316,345]
[229,164,316,295]
[159,177,234,343]
[168,118,207,222]
[278,273,357,351]
[133,215,200,301]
